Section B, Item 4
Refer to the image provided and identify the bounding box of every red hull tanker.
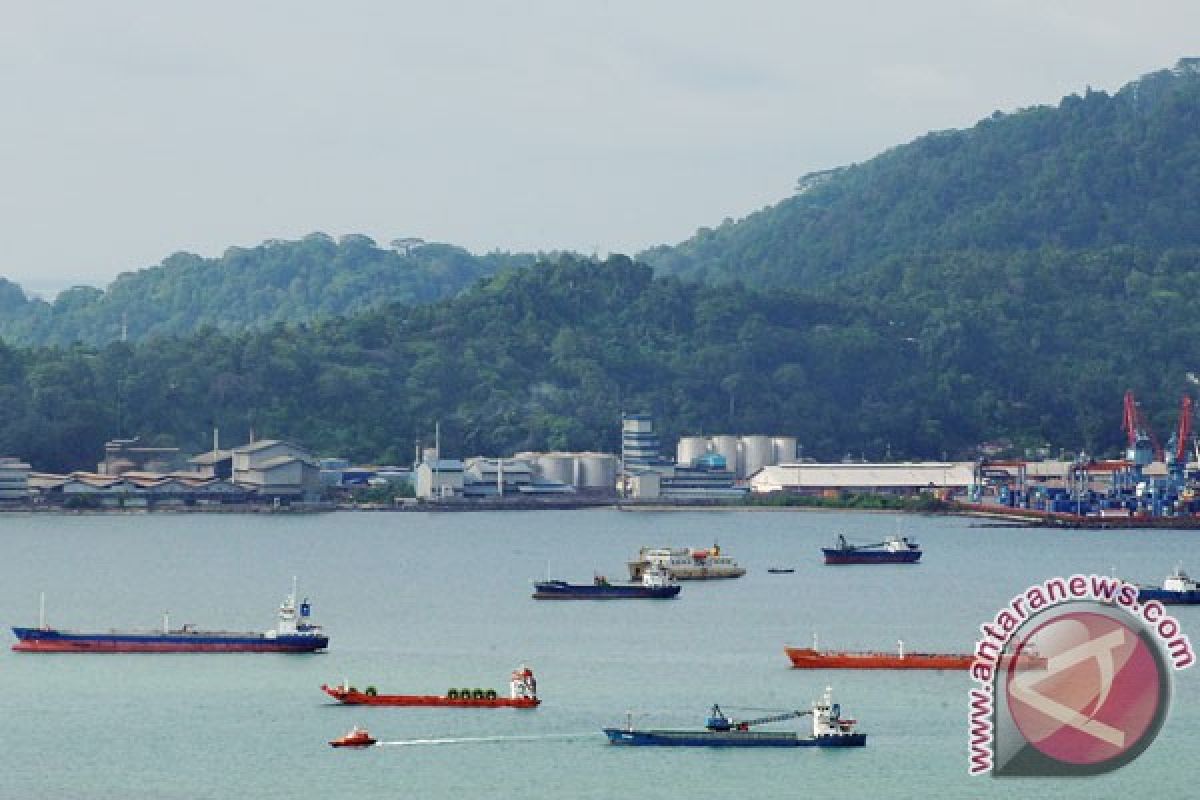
[785,646,1044,670]
[323,665,540,708]
[786,647,971,670]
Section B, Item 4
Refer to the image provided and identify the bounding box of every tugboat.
[322,665,540,708]
[329,726,377,748]
[822,534,921,565]
[628,543,745,580]
[603,687,866,748]
[533,565,680,599]
[1138,563,1200,604]
[11,580,329,653]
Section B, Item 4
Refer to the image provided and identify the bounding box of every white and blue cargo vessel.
[603,687,866,748]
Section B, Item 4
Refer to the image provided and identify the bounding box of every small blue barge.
[533,565,680,599]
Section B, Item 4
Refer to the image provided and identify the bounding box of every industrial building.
[99,437,184,476]
[29,471,249,507]
[625,459,749,501]
[750,462,976,496]
[228,440,320,501]
[415,458,465,499]
[0,457,30,501]
[621,413,663,467]
[676,434,799,480]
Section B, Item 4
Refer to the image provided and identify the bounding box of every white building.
[230,440,320,499]
[750,462,976,495]
[415,459,465,499]
[0,457,31,501]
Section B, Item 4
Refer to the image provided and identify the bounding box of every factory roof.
[752,462,976,490]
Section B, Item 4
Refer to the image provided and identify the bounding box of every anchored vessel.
[1138,563,1200,604]
[11,581,328,653]
[822,534,921,565]
[603,687,866,747]
[786,637,1043,670]
[533,565,680,599]
[322,665,540,708]
[628,543,746,580]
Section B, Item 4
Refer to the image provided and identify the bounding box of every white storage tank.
[676,436,710,468]
[711,435,741,478]
[773,436,798,464]
[537,453,576,486]
[740,435,774,479]
[577,453,618,491]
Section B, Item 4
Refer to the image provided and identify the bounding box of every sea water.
[0,509,1196,799]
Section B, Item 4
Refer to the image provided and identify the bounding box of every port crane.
[706,705,809,731]
[1122,390,1163,464]
[1175,395,1193,464]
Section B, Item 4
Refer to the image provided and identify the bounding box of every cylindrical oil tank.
[537,453,576,486]
[577,453,617,490]
[676,436,710,468]
[711,435,741,478]
[740,435,774,479]
[773,436,798,464]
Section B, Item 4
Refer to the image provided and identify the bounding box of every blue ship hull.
[1137,588,1200,605]
[12,627,329,652]
[603,729,866,747]
[532,581,680,599]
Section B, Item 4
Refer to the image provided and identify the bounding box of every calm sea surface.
[1,509,1197,799]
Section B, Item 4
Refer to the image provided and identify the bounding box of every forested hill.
[0,234,534,346]
[3,253,1196,472]
[640,58,1200,287]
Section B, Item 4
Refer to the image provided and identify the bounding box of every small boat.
[767,567,795,574]
[785,637,1044,670]
[628,543,745,580]
[533,565,680,599]
[329,726,377,748]
[11,580,328,653]
[822,534,921,565]
[1138,563,1200,604]
[603,687,866,748]
[323,665,540,708]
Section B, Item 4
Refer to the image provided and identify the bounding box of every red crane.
[1122,390,1164,462]
[1175,395,1193,464]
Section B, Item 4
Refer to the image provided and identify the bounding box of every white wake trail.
[376,732,598,747]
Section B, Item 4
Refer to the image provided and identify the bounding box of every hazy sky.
[2,1,1196,295]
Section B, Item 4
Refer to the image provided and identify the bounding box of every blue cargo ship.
[823,534,921,565]
[533,566,680,599]
[1138,564,1200,604]
[12,580,328,653]
[604,687,866,748]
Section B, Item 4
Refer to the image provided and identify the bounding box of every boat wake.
[376,732,597,747]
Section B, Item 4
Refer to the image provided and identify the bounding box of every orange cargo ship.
[322,665,540,708]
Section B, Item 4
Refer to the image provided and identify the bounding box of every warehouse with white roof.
[749,462,976,495]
